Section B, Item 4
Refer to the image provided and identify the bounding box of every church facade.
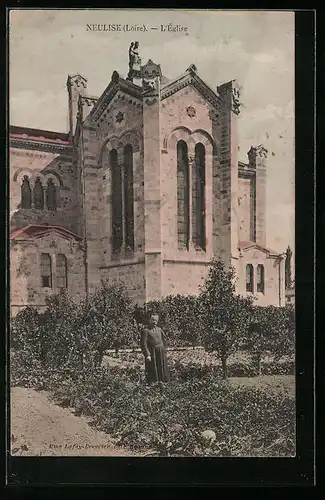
[10,48,286,316]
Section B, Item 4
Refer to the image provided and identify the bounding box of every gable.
[83,87,143,140]
[161,71,221,109]
[87,73,142,126]
[239,241,281,258]
[162,84,212,118]
[10,224,82,242]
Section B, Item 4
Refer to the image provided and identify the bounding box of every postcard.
[9,9,295,459]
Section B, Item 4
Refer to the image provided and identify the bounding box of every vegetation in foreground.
[11,351,295,457]
[10,260,295,457]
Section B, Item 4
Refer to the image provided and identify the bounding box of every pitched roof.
[10,224,82,241]
[89,64,221,123]
[9,126,73,154]
[161,65,221,108]
[10,126,70,144]
[89,73,142,122]
[238,241,281,256]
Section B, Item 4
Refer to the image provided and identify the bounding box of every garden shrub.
[144,294,202,348]
[10,349,46,390]
[242,304,295,375]
[10,281,139,381]
[198,261,254,378]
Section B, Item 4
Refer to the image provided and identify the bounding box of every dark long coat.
[140,326,169,383]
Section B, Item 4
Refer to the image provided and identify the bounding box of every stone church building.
[10,47,286,316]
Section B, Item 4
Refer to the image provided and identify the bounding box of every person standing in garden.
[140,313,169,384]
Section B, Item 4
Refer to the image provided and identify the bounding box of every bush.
[40,289,81,370]
[242,304,295,375]
[11,307,45,363]
[10,282,139,378]
[10,349,46,390]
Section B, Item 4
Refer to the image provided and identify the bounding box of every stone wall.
[100,261,145,304]
[10,232,86,316]
[81,87,144,294]
[10,147,80,234]
[160,86,216,262]
[161,86,214,141]
[236,247,285,306]
[162,261,210,297]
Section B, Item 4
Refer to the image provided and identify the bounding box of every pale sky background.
[9,9,295,262]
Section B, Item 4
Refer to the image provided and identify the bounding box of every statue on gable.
[127,41,142,81]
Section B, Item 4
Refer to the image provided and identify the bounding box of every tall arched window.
[257,264,265,293]
[193,143,206,250]
[33,177,44,209]
[40,253,52,288]
[21,175,32,209]
[177,140,190,249]
[46,178,57,211]
[246,264,254,293]
[124,144,134,251]
[56,254,68,289]
[111,149,123,254]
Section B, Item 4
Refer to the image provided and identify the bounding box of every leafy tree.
[11,283,138,375]
[164,295,202,348]
[41,289,80,369]
[77,280,138,366]
[11,306,43,360]
[198,260,254,379]
[145,295,202,348]
[244,304,295,374]
[266,304,295,362]
[245,320,268,376]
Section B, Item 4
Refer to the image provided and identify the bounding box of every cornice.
[10,138,73,155]
[239,242,282,258]
[161,72,221,109]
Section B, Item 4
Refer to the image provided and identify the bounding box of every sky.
[9,9,295,260]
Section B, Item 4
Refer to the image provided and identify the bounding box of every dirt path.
[10,387,137,457]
